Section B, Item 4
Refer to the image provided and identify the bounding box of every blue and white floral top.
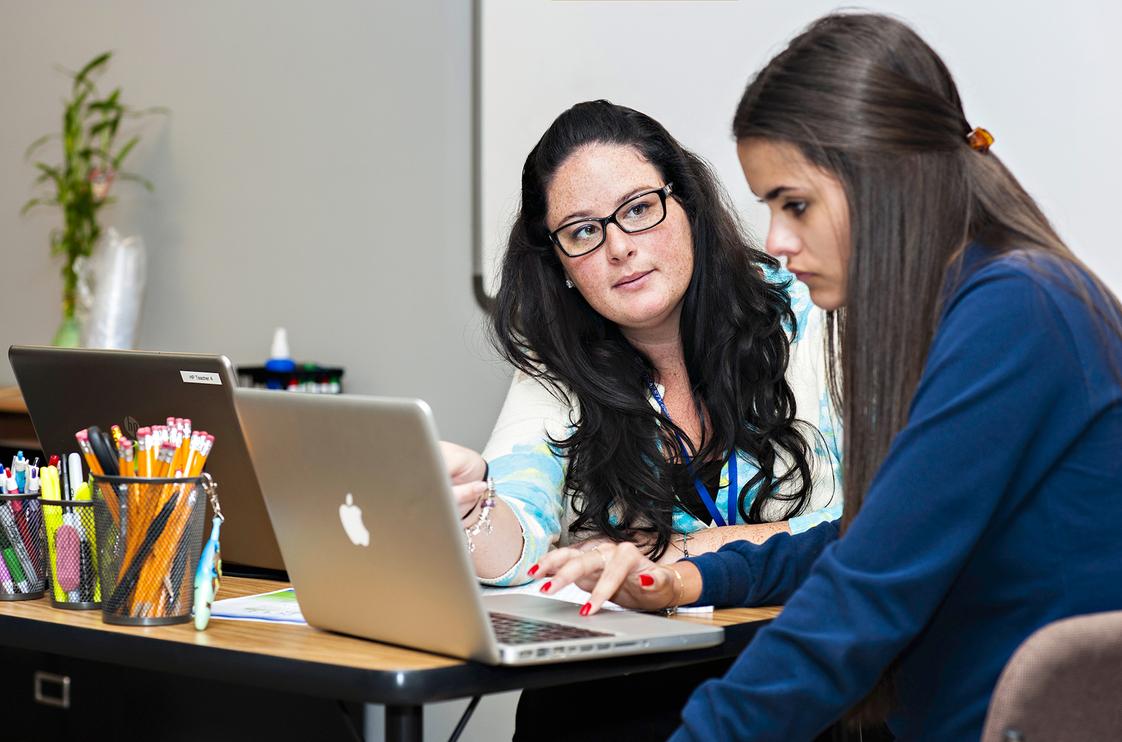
[480,268,843,586]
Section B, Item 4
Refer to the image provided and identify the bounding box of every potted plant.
[21,51,164,346]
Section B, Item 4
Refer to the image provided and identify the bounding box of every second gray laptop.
[9,345,284,572]
[233,387,723,665]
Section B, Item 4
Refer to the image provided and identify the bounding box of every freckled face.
[737,138,851,310]
[546,143,694,334]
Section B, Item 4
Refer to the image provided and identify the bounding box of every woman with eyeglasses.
[533,13,1122,741]
[442,99,843,738]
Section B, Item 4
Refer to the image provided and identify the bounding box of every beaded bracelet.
[460,460,491,521]
[464,477,496,553]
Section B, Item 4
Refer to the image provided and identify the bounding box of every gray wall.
[0,0,511,450]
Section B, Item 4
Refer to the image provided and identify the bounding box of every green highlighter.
[2,546,29,593]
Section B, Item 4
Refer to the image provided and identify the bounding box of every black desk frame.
[0,612,770,741]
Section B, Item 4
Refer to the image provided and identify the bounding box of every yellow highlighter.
[41,466,66,603]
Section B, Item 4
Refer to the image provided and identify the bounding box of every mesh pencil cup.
[92,474,208,626]
[0,494,46,600]
[42,499,100,609]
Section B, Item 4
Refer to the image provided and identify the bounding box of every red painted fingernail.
[540,581,552,593]
[579,602,591,616]
[639,574,654,587]
[528,564,539,576]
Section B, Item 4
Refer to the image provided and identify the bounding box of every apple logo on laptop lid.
[339,493,370,547]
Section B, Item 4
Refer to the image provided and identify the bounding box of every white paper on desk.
[211,587,308,624]
[481,579,625,610]
[480,579,714,614]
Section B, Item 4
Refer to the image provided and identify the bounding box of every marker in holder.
[0,494,46,600]
[92,474,208,625]
[42,499,100,609]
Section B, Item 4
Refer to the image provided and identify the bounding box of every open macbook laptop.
[233,387,724,665]
[8,345,284,573]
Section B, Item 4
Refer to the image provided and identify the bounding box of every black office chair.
[981,610,1122,741]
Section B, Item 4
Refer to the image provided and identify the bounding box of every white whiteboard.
[477,0,1122,299]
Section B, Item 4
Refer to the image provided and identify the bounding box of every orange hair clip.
[967,127,995,153]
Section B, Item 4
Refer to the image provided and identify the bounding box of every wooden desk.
[0,385,38,450]
[0,576,779,741]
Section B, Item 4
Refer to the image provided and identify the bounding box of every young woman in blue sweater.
[534,13,1122,741]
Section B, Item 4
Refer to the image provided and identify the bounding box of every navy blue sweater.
[671,247,1122,741]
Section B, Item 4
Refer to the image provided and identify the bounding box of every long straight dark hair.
[492,100,817,559]
[733,12,1122,723]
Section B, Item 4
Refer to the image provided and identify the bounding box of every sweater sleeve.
[686,520,839,607]
[671,264,1089,741]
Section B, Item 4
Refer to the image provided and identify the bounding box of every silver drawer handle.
[33,671,71,709]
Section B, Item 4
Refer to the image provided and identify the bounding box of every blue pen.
[12,452,26,494]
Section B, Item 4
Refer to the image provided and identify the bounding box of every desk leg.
[385,704,422,742]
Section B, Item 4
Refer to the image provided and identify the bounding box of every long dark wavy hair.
[492,100,817,560]
[733,11,1122,723]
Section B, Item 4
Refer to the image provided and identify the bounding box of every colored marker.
[67,452,83,499]
[12,452,26,494]
[0,544,15,593]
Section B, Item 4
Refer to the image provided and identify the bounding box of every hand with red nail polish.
[530,541,697,616]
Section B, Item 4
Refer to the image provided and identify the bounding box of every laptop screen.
[8,345,285,573]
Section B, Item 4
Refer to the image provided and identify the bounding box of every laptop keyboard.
[489,612,614,645]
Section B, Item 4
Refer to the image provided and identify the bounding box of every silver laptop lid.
[8,345,284,572]
[233,387,501,663]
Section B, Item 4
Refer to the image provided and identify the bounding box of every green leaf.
[35,162,64,186]
[78,146,110,163]
[88,100,123,114]
[75,52,112,85]
[112,136,139,168]
[24,133,58,159]
[20,197,56,215]
[117,171,155,191]
[88,119,115,137]
[89,88,122,113]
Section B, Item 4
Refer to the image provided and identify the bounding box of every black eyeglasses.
[547,183,674,258]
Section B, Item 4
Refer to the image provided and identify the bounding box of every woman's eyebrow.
[557,185,660,225]
[757,185,794,203]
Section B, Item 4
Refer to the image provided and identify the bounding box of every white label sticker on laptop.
[180,370,222,385]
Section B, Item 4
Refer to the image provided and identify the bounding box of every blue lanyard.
[646,379,738,527]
